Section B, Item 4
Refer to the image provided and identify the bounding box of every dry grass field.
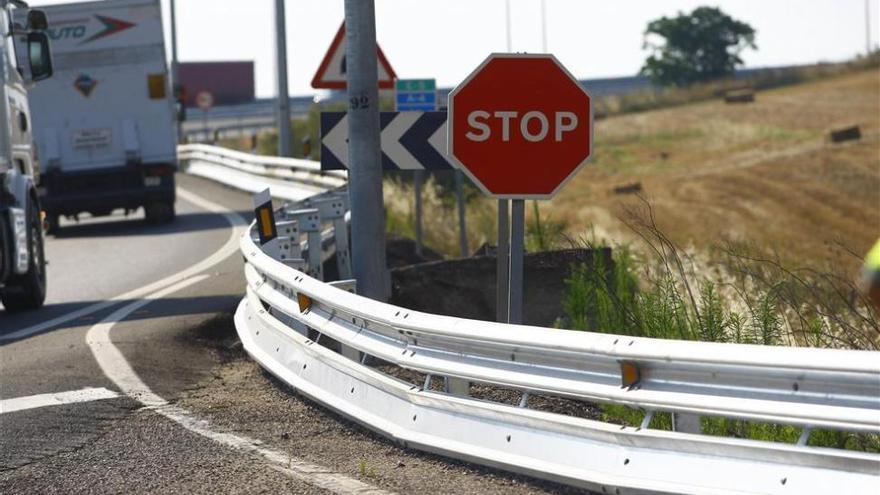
[225,66,879,273]
[543,68,880,272]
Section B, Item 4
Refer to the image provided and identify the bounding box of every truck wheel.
[144,201,175,225]
[0,215,10,283]
[45,213,60,236]
[1,201,47,312]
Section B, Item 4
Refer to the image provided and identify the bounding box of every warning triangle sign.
[311,21,397,90]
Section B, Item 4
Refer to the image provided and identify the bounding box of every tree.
[640,7,757,87]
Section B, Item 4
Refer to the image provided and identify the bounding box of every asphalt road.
[0,174,581,494]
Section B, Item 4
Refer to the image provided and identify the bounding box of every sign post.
[448,53,593,324]
[195,90,214,142]
[395,79,438,256]
[274,0,292,157]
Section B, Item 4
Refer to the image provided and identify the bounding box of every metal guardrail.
[232,184,880,494]
[178,144,346,202]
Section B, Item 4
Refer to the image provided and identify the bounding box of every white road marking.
[83,186,390,495]
[0,187,246,342]
[0,387,120,414]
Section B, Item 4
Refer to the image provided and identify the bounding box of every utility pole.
[867,0,873,55]
[344,0,388,301]
[169,0,181,142]
[274,0,292,157]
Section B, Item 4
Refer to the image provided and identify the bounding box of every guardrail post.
[288,208,323,281]
[313,195,351,279]
[275,220,301,260]
[672,413,702,434]
[445,377,470,397]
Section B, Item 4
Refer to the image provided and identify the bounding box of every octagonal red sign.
[448,54,593,199]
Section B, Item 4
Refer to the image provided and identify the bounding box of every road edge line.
[84,188,390,495]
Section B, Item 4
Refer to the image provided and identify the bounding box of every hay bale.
[830,125,861,143]
[613,182,643,195]
[724,88,755,104]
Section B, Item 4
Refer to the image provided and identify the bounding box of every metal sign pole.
[496,199,510,322]
[509,199,525,324]
[344,0,388,301]
[202,108,208,142]
[455,170,468,257]
[169,0,181,142]
[274,0,292,157]
[414,170,424,256]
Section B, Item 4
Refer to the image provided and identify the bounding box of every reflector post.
[254,200,277,245]
[297,293,312,313]
[621,361,641,389]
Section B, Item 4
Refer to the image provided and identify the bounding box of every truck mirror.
[27,32,53,82]
[27,10,49,31]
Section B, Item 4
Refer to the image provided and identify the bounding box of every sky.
[30,0,880,97]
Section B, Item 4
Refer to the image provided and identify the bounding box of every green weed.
[558,197,879,450]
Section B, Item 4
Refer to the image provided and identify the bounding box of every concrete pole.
[509,199,525,324]
[344,0,388,301]
[169,0,181,142]
[274,0,292,157]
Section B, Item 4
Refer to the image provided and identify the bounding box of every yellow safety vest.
[866,239,880,272]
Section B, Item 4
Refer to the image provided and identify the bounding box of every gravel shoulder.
[177,314,592,495]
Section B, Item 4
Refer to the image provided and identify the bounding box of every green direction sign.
[396,79,436,92]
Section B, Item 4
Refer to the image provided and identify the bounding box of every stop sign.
[448,54,592,199]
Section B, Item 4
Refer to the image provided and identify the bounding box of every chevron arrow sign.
[320,112,455,171]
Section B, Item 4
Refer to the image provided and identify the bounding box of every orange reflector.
[621,361,641,389]
[259,207,274,238]
[297,293,312,313]
[148,74,167,99]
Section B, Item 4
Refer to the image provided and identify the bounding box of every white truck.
[0,0,53,311]
[27,0,177,232]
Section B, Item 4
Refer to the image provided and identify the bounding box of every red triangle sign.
[311,22,397,90]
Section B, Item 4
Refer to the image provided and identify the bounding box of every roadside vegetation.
[555,198,879,451]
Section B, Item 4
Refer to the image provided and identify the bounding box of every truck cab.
[0,0,53,311]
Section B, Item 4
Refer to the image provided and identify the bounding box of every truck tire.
[144,200,175,225]
[45,212,60,236]
[0,215,10,283]
[1,200,47,312]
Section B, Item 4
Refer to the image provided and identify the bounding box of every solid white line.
[83,186,389,495]
[0,187,246,342]
[0,387,120,415]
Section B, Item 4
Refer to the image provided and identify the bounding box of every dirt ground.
[542,68,880,273]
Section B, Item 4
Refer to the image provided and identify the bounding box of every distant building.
[178,61,255,107]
